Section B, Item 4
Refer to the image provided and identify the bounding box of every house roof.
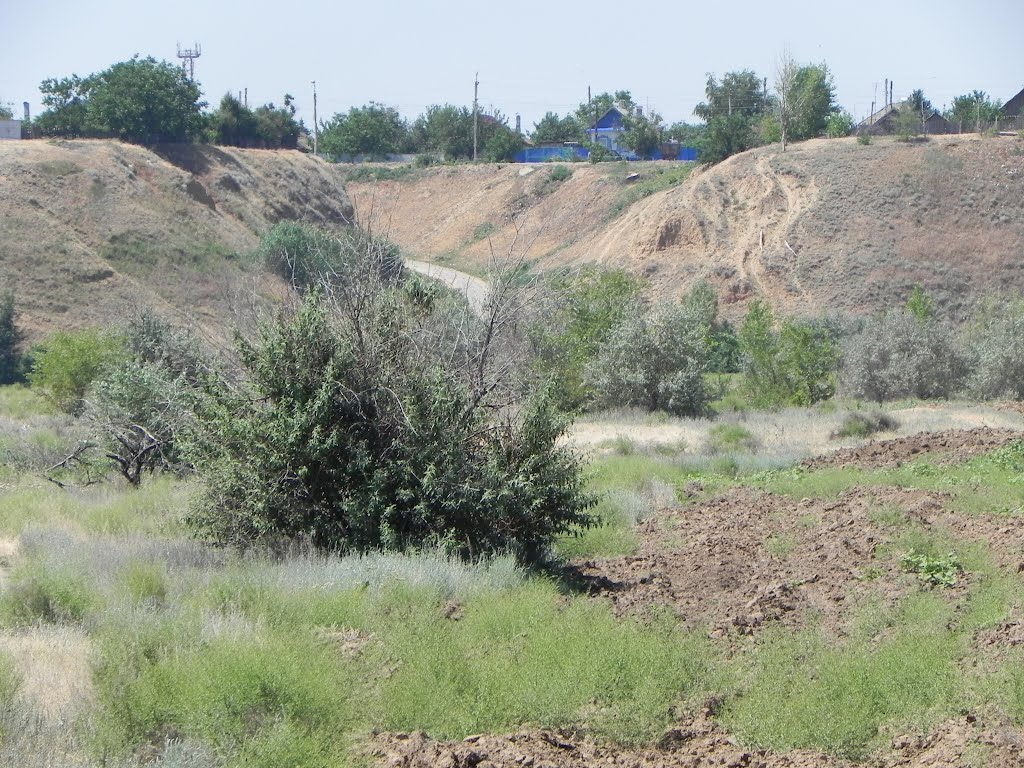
[857,103,898,128]
[589,106,627,131]
[1001,86,1024,117]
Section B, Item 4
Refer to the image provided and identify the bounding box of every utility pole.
[311,80,319,157]
[472,72,479,161]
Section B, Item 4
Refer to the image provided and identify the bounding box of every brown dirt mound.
[575,487,952,638]
[370,715,1024,768]
[803,427,1021,471]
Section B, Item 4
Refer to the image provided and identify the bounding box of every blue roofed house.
[588,105,639,160]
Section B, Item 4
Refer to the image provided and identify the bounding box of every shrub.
[186,258,594,563]
[857,132,871,145]
[28,328,123,413]
[0,291,23,385]
[900,549,962,587]
[587,300,711,416]
[831,411,900,439]
[705,423,759,454]
[257,222,402,291]
[738,301,838,407]
[964,298,1024,400]
[530,267,643,411]
[548,164,572,182]
[841,310,967,402]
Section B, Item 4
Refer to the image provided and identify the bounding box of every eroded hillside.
[0,140,353,340]
[347,134,1024,317]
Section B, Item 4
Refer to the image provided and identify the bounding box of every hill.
[345,134,1024,317]
[0,140,353,341]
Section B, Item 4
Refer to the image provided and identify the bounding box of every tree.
[34,75,89,137]
[694,71,768,163]
[0,291,23,385]
[575,90,635,130]
[29,329,124,413]
[826,111,854,138]
[665,122,708,152]
[946,91,1003,131]
[185,232,594,563]
[83,57,205,143]
[908,89,933,115]
[0,104,12,120]
[252,95,303,149]
[483,125,524,162]
[207,93,259,146]
[319,103,408,158]
[620,109,664,159]
[530,268,643,410]
[530,112,584,144]
[738,300,838,406]
[412,104,474,160]
[774,55,838,149]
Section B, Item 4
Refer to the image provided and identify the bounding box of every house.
[856,103,953,136]
[1001,86,1024,117]
[587,106,638,160]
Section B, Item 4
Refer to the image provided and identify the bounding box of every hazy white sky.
[2,0,1022,131]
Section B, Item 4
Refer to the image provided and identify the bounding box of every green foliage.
[483,124,524,162]
[1,559,100,625]
[207,93,303,149]
[575,90,636,128]
[531,267,643,410]
[0,290,24,385]
[738,301,838,407]
[831,411,899,439]
[841,310,967,402]
[964,297,1024,399]
[369,582,719,743]
[548,164,572,183]
[530,111,584,144]
[319,102,408,158]
[187,262,594,562]
[857,132,872,145]
[619,110,664,159]
[705,423,759,454]
[664,121,708,153]
[906,285,935,320]
[900,549,963,588]
[895,107,922,141]
[946,90,1003,130]
[29,328,123,413]
[826,110,855,138]
[723,595,960,759]
[587,297,712,416]
[694,70,768,163]
[37,56,205,143]
[257,221,401,290]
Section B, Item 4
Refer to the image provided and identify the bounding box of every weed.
[764,534,797,558]
[867,503,908,528]
[705,423,760,454]
[831,411,899,439]
[857,133,871,145]
[607,435,637,456]
[900,549,963,587]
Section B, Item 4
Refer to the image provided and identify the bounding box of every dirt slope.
[0,140,353,341]
[347,134,1024,318]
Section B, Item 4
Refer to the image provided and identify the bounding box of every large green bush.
[841,310,967,402]
[738,300,838,407]
[187,242,593,563]
[0,291,23,385]
[964,298,1024,400]
[28,328,123,413]
[587,299,711,416]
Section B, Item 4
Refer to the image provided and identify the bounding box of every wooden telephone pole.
[311,80,319,157]
[473,72,479,161]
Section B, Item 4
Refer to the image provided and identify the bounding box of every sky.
[2,0,1022,132]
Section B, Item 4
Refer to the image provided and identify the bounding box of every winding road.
[405,260,490,315]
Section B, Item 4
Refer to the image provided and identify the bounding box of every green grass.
[723,592,963,760]
[608,163,694,218]
[367,582,720,744]
[0,386,52,419]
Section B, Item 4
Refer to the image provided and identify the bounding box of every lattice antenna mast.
[176,43,202,81]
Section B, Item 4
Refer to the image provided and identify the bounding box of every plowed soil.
[373,427,1024,767]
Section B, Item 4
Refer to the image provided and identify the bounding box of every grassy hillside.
[0,140,354,342]
[346,134,1024,318]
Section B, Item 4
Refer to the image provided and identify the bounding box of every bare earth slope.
[0,140,353,340]
[347,134,1024,317]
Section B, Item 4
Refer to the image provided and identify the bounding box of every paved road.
[405,260,490,315]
